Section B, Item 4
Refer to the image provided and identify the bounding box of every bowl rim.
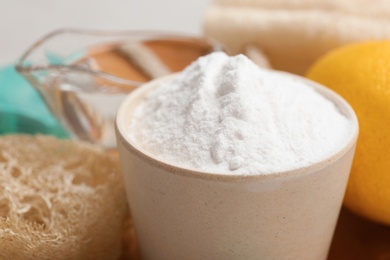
[116,72,359,182]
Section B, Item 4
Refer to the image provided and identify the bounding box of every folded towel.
[203,0,390,74]
[0,65,67,137]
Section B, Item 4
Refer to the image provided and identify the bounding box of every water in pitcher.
[17,29,218,150]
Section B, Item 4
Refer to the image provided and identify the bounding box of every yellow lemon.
[306,41,390,225]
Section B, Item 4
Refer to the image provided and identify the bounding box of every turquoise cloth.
[0,64,68,137]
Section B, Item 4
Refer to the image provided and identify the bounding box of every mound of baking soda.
[129,52,352,174]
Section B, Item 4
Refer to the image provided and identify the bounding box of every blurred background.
[0,0,210,64]
[0,0,210,138]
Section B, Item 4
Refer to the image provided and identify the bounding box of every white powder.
[129,52,351,175]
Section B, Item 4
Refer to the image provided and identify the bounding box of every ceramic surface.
[116,73,359,260]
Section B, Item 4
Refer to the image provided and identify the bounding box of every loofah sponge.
[0,135,128,260]
[203,0,390,75]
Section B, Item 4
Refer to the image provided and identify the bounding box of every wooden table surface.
[121,206,390,259]
[329,207,390,260]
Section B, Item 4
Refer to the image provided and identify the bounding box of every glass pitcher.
[16,28,221,150]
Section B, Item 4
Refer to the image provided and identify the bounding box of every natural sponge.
[0,135,128,260]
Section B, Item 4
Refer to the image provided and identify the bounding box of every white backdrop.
[0,0,210,64]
